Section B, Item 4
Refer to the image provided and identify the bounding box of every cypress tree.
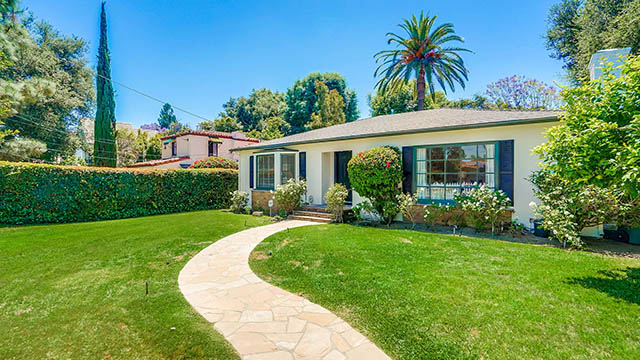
[94,1,116,167]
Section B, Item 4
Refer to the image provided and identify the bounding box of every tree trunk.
[417,65,426,111]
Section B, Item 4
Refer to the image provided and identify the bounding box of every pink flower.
[386,161,390,167]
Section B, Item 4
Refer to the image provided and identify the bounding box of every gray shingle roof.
[232,108,560,151]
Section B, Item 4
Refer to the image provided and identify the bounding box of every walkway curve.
[179,220,391,360]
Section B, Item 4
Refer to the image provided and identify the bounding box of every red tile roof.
[127,156,190,168]
[160,130,260,143]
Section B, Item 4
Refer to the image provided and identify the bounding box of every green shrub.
[396,193,418,228]
[230,190,249,214]
[0,161,238,225]
[325,183,348,223]
[455,185,511,235]
[273,179,306,215]
[188,156,238,169]
[347,146,402,224]
[423,204,448,229]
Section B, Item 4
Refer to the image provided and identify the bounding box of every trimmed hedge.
[188,156,238,170]
[0,161,238,225]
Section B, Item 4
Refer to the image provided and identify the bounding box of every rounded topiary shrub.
[347,146,402,220]
[188,156,238,170]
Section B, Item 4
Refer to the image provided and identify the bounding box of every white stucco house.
[231,109,560,224]
[128,130,259,169]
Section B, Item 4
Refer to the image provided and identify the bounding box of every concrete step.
[298,206,331,214]
[293,210,333,219]
[289,215,333,224]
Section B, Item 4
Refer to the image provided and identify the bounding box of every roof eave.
[230,116,559,152]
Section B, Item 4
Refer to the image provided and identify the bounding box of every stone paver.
[179,220,391,360]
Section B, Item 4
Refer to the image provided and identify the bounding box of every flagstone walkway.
[178,220,391,360]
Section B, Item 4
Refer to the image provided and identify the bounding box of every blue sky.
[26,0,564,127]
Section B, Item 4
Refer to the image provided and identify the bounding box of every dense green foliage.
[198,115,243,133]
[309,80,346,130]
[285,72,358,133]
[221,88,287,133]
[0,210,269,359]
[375,12,470,110]
[0,161,238,224]
[368,79,451,116]
[273,179,306,214]
[545,0,640,82]
[251,224,640,360]
[325,183,348,222]
[187,156,239,169]
[455,185,511,235]
[347,146,402,223]
[534,57,640,245]
[0,136,46,161]
[1,9,92,161]
[157,103,176,129]
[94,2,116,167]
[246,116,290,140]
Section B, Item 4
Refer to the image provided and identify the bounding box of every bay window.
[415,142,497,203]
[253,151,298,190]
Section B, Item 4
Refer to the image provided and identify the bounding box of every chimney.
[588,47,631,80]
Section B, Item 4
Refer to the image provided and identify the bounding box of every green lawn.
[0,210,270,360]
[250,224,640,360]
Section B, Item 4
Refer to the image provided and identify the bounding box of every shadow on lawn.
[570,267,640,305]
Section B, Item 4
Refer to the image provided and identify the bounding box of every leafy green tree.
[448,95,495,109]
[368,79,453,116]
[0,136,46,161]
[221,89,286,132]
[198,115,242,133]
[309,81,345,130]
[94,2,116,167]
[1,16,91,160]
[285,72,358,133]
[115,129,138,167]
[247,116,290,140]
[533,56,640,245]
[375,12,470,111]
[157,103,176,129]
[545,0,640,83]
[163,121,191,136]
[368,81,417,116]
[135,130,161,162]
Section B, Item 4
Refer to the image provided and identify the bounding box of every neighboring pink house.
[128,130,259,169]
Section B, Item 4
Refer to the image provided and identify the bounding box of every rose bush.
[455,185,511,235]
[347,146,402,224]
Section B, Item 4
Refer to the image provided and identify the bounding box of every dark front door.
[334,151,352,203]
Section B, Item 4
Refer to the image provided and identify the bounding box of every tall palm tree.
[375,12,471,111]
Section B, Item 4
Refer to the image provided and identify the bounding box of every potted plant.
[529,201,549,238]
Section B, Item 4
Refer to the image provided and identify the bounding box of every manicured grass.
[0,210,270,360]
[250,224,640,360]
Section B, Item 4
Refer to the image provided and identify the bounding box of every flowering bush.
[396,193,418,229]
[273,179,306,215]
[188,156,238,170]
[455,185,511,235]
[533,56,640,240]
[325,183,348,223]
[423,204,448,229]
[347,146,402,224]
[530,171,622,248]
[230,190,249,214]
